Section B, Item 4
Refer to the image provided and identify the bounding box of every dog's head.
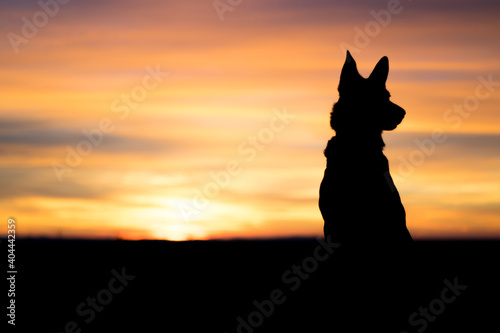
[330,51,405,133]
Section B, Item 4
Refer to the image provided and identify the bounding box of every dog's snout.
[381,102,405,131]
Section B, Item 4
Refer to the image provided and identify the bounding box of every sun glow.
[150,222,210,241]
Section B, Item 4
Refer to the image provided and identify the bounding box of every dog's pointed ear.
[339,51,361,89]
[369,56,389,85]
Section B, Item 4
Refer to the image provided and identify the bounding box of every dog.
[319,51,412,255]
[315,51,415,332]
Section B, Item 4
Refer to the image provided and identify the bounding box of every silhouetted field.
[11,238,500,332]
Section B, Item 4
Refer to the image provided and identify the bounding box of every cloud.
[0,166,113,199]
[0,117,47,131]
[385,132,500,158]
[0,128,79,146]
[0,116,174,154]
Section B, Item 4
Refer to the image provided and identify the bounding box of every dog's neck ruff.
[324,136,389,172]
[324,135,385,158]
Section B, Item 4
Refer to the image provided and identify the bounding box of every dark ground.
[5,238,500,332]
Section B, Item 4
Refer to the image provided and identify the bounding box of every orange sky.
[1,0,500,240]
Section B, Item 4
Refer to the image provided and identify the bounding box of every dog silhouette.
[319,51,412,255]
[314,51,415,332]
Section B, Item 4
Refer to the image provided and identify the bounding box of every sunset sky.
[1,0,499,240]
